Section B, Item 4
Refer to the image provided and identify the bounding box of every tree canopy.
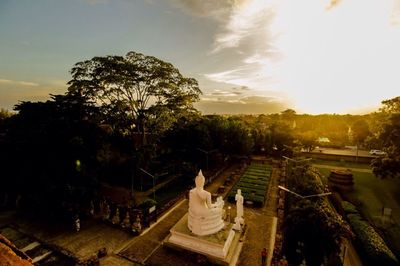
[67,51,201,140]
[370,96,400,178]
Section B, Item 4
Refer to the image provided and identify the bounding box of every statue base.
[165,213,243,264]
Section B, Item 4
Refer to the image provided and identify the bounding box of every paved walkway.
[12,218,133,261]
[118,200,188,264]
[237,164,279,266]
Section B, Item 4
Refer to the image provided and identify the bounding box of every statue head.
[195,170,205,188]
[237,189,241,195]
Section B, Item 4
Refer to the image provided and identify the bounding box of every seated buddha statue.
[188,170,225,236]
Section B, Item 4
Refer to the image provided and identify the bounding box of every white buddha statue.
[188,170,225,236]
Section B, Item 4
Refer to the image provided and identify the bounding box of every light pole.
[139,168,168,201]
[278,186,332,199]
[197,148,217,171]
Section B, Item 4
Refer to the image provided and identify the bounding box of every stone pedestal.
[166,214,241,263]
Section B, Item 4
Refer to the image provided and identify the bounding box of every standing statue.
[188,170,225,236]
[112,208,120,225]
[235,189,244,224]
[132,214,142,233]
[121,211,131,229]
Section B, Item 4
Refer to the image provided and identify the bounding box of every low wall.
[301,152,373,164]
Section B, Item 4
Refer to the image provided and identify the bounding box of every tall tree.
[67,51,201,145]
[1,94,104,215]
[371,97,400,178]
[372,113,400,178]
[380,96,400,114]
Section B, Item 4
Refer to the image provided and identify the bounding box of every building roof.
[0,234,33,266]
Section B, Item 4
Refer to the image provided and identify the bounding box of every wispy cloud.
[211,0,275,53]
[326,0,341,10]
[391,0,400,26]
[169,0,244,20]
[171,0,279,93]
[84,0,108,5]
[171,0,400,114]
[0,79,39,87]
[196,94,287,114]
[0,78,67,110]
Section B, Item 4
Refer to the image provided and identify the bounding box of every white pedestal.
[167,213,237,260]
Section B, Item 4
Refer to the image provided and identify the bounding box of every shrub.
[342,201,358,214]
[347,213,398,266]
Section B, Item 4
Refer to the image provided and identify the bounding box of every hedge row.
[342,201,398,266]
[227,163,272,206]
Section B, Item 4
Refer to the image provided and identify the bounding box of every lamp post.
[278,186,332,199]
[139,168,168,201]
[197,148,217,171]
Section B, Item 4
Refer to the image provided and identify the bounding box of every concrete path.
[237,164,279,266]
[118,200,188,264]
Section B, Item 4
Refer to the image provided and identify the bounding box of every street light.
[278,186,332,199]
[197,148,217,170]
[139,168,168,201]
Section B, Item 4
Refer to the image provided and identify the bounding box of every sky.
[1,0,400,114]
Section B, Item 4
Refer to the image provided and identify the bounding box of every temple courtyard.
[0,161,280,265]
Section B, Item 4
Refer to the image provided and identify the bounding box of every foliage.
[347,213,398,266]
[67,51,201,142]
[380,96,400,114]
[372,113,400,178]
[283,168,352,266]
[0,108,13,120]
[341,201,358,214]
[352,119,371,146]
[161,115,254,163]
[0,94,106,215]
[296,131,318,152]
[370,96,400,178]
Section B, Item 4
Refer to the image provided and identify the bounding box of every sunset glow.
[1,0,399,114]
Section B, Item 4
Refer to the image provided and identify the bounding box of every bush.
[342,201,358,214]
[347,213,398,266]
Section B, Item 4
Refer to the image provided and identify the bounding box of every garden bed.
[227,162,272,207]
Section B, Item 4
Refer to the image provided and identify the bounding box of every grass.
[313,159,400,259]
[312,159,371,169]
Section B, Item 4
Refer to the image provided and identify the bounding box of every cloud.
[0,79,39,87]
[169,0,246,20]
[196,94,287,114]
[275,0,400,114]
[203,0,400,114]
[0,79,67,110]
[173,0,400,114]
[211,0,275,53]
[84,0,108,5]
[391,0,400,26]
[326,0,341,10]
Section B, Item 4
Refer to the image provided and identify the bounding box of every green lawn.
[312,159,371,169]
[313,159,400,258]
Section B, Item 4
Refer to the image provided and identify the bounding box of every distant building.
[318,137,330,143]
